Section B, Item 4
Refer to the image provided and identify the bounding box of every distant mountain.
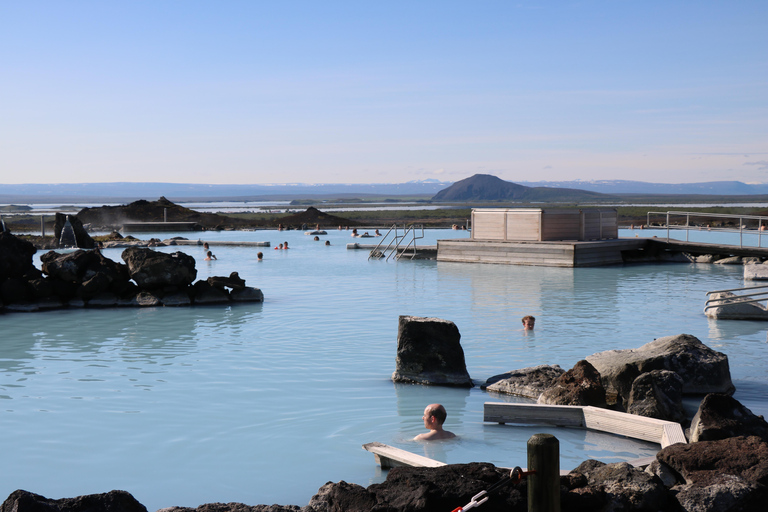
[432,174,615,202]
[516,180,768,195]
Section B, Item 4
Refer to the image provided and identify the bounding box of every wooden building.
[470,208,618,242]
[437,207,636,267]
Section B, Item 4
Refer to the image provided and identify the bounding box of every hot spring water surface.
[1,228,767,510]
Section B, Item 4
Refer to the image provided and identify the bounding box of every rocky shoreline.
[0,230,263,313]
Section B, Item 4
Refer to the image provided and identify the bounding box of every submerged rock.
[482,364,565,399]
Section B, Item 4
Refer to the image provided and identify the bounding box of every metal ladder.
[704,284,768,311]
[368,224,425,261]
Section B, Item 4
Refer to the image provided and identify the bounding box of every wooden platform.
[646,238,768,258]
[484,402,686,449]
[362,442,447,469]
[437,238,647,267]
[171,240,271,247]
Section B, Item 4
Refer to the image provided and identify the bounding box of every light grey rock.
[392,315,472,387]
[744,263,768,280]
[694,254,718,263]
[671,477,764,512]
[713,256,742,265]
[482,364,564,399]
[705,291,768,320]
[627,369,686,423]
[644,459,680,488]
[586,334,734,403]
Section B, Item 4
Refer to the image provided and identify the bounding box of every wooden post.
[527,433,560,512]
[41,215,45,237]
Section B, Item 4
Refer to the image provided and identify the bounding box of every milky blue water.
[2,228,767,510]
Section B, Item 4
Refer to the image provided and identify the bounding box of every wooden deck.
[484,402,686,449]
[436,236,768,267]
[437,238,647,267]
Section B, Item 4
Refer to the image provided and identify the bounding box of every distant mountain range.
[515,180,768,195]
[2,177,768,203]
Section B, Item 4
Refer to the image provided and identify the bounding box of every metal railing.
[646,211,768,248]
[368,224,424,261]
[704,284,768,311]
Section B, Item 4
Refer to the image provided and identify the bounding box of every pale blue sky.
[1,1,766,185]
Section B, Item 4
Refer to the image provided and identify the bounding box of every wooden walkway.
[436,237,768,267]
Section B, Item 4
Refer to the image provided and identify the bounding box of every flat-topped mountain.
[432,174,618,202]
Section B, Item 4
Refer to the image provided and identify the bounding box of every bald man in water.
[414,403,456,441]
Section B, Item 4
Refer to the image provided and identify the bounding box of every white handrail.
[646,211,768,248]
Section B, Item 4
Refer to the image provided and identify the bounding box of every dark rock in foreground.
[658,436,768,511]
[160,504,301,512]
[0,490,146,512]
[309,463,525,512]
[391,315,473,387]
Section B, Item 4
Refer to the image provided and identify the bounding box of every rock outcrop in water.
[585,334,735,404]
[481,364,565,398]
[391,315,473,387]
[0,232,263,312]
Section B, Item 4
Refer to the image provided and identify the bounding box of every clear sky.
[1,1,766,185]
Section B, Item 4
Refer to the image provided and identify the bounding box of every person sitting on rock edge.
[414,403,456,441]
